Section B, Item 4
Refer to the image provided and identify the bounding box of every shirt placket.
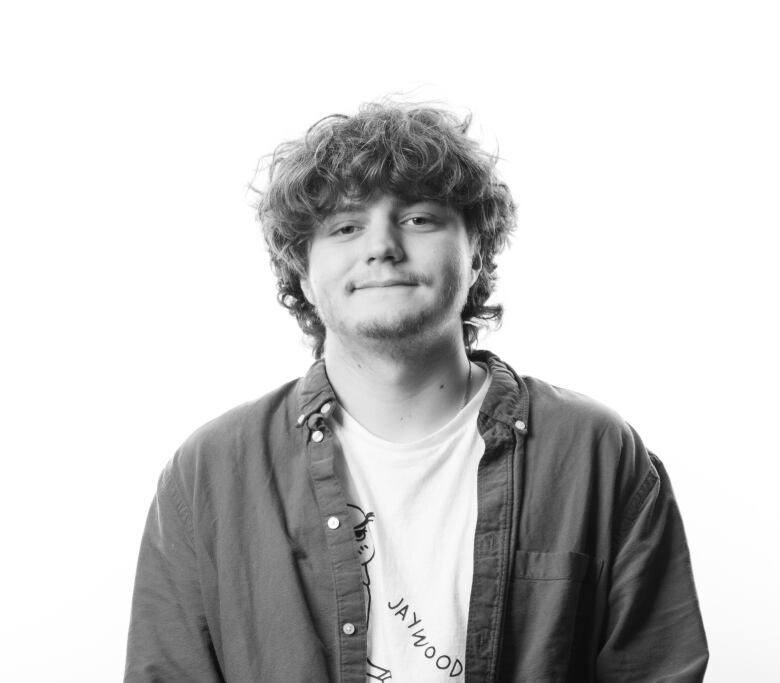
[303,400,367,683]
[464,385,529,681]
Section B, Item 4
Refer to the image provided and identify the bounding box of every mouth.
[352,279,419,290]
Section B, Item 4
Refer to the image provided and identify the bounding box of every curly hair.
[253,101,516,358]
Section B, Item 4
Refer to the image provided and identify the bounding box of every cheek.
[438,250,472,286]
[304,260,335,300]
[308,247,353,289]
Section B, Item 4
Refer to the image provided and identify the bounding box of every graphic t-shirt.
[332,366,491,681]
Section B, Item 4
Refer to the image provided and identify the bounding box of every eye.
[401,214,439,228]
[333,224,359,236]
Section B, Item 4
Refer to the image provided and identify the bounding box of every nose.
[365,217,405,264]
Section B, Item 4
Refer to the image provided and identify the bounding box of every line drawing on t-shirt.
[367,657,392,681]
[347,502,376,625]
[347,503,393,680]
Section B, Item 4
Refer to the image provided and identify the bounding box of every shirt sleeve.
[124,463,225,683]
[596,451,709,681]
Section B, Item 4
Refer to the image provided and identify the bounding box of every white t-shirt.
[333,366,491,681]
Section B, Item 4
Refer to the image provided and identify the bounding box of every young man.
[125,103,708,682]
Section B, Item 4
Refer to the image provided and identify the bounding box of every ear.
[469,249,482,289]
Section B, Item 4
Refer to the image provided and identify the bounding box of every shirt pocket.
[500,550,601,682]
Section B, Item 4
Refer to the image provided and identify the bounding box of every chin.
[355,309,444,341]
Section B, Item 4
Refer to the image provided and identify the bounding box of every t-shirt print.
[348,502,466,680]
[348,503,392,681]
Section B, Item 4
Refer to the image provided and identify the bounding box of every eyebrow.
[329,199,369,215]
[328,197,447,216]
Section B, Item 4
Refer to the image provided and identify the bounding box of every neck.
[323,330,482,443]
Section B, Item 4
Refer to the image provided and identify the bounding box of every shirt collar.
[469,349,529,431]
[296,349,530,433]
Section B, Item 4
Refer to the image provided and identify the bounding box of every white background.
[1,1,778,680]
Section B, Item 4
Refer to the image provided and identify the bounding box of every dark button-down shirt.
[125,350,708,682]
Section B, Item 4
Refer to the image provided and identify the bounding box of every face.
[300,194,480,351]
[347,504,375,565]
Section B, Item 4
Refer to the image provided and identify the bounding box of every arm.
[596,452,708,681]
[124,463,225,683]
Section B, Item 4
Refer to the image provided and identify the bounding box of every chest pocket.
[500,550,602,682]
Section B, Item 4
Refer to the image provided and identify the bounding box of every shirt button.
[327,516,340,529]
[342,622,356,635]
[312,430,324,442]
[296,413,306,425]
[514,420,526,431]
[321,402,332,415]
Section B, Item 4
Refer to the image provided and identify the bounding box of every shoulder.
[479,351,633,446]
[521,375,642,455]
[164,376,303,492]
[523,375,626,436]
[182,377,301,452]
[520,374,658,503]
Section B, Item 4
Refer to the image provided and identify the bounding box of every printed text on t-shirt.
[387,597,464,677]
